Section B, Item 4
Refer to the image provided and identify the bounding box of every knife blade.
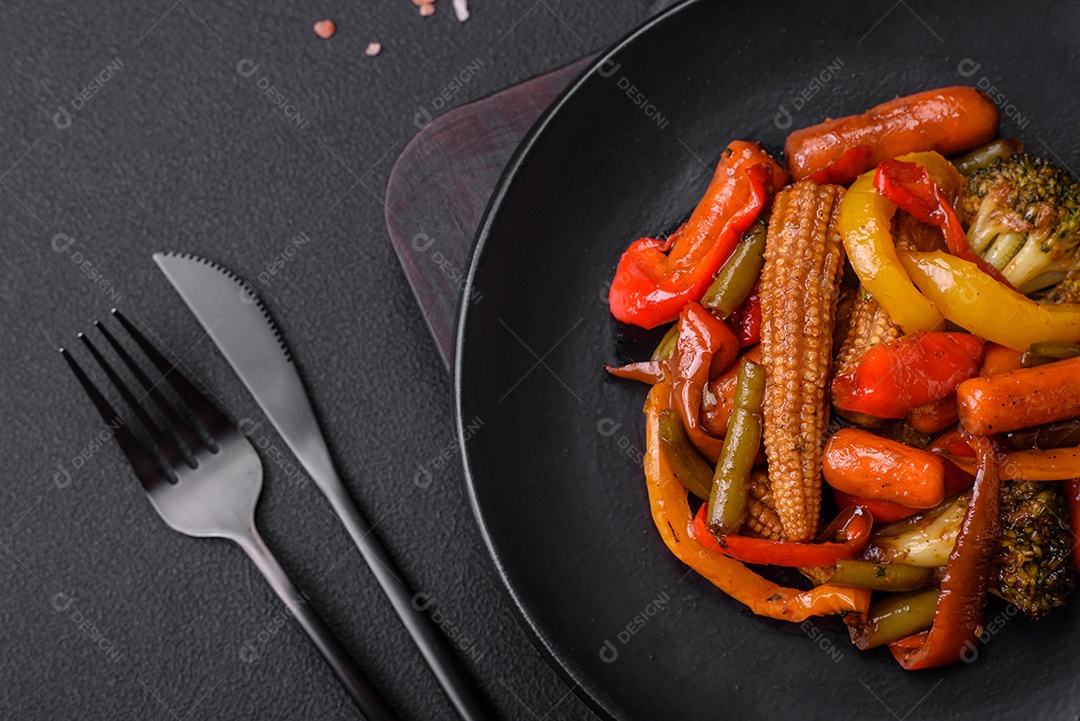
[153,251,494,721]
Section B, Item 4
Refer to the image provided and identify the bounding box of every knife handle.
[236,526,399,721]
[322,485,497,721]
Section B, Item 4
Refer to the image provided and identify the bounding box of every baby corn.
[760,180,846,541]
[742,469,784,541]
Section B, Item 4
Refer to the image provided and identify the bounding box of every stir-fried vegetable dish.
[605,86,1080,669]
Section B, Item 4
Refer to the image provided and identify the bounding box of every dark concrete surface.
[0,2,654,718]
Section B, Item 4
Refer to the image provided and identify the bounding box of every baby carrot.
[823,428,946,509]
[785,87,999,183]
[957,356,1080,435]
[980,342,1024,377]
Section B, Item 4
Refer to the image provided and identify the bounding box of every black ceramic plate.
[455,1,1080,718]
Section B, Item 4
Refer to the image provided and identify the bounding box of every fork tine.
[94,320,206,456]
[60,348,169,491]
[78,332,187,474]
[111,309,234,439]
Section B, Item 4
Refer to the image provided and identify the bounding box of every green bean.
[1020,341,1080,368]
[651,324,679,362]
[826,560,935,592]
[850,589,940,650]
[706,359,765,532]
[658,410,713,501]
[952,139,1023,175]
[700,221,767,318]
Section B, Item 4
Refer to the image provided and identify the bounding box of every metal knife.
[153,252,494,721]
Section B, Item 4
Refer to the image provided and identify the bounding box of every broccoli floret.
[993,480,1076,618]
[962,154,1080,294]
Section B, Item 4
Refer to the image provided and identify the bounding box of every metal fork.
[61,310,398,721]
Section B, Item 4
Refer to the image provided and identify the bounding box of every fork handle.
[322,486,496,721]
[236,527,399,721]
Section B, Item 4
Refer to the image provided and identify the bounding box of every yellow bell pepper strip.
[898,250,1080,350]
[643,382,871,622]
[837,153,956,333]
[608,141,788,329]
[873,158,1012,286]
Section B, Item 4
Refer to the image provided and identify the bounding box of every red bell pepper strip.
[689,504,873,567]
[887,437,1002,670]
[928,427,975,458]
[729,285,761,348]
[832,331,985,419]
[809,146,872,185]
[873,159,1012,286]
[1063,478,1080,574]
[604,360,668,384]
[671,303,739,462]
[608,141,789,329]
[927,427,979,495]
[832,488,920,523]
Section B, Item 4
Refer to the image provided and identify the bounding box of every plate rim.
[452,1,703,717]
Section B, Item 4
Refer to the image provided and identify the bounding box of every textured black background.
[0,2,654,718]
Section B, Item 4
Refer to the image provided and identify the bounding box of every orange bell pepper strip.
[643,382,871,622]
[888,437,1001,670]
[608,141,788,329]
